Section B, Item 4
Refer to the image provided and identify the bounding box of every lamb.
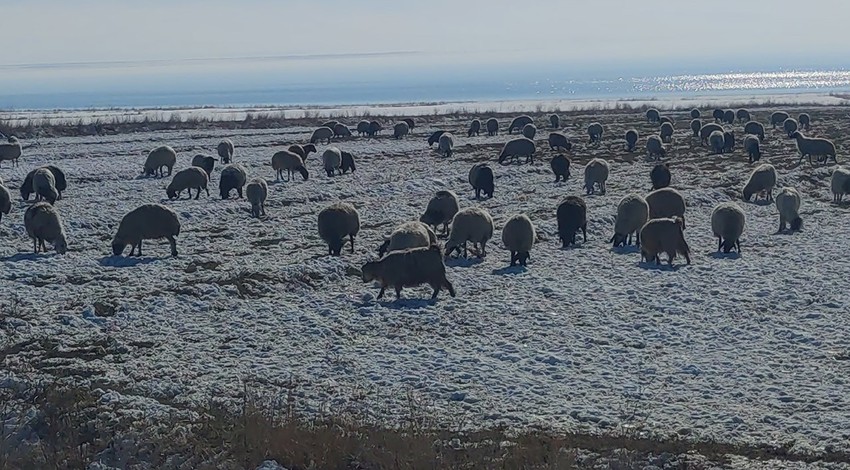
[486,118,499,136]
[419,190,459,236]
[710,202,746,253]
[0,184,11,223]
[310,127,334,144]
[167,167,209,200]
[219,163,248,199]
[610,194,649,247]
[659,122,674,143]
[646,187,686,229]
[322,147,342,176]
[556,196,587,247]
[798,113,811,130]
[690,109,700,119]
[659,116,675,126]
[271,150,309,181]
[646,108,660,123]
[317,202,360,256]
[402,118,415,130]
[468,162,494,199]
[393,122,410,139]
[584,158,609,195]
[32,168,59,204]
[708,130,725,154]
[587,122,604,143]
[790,131,837,164]
[0,136,22,167]
[639,217,690,266]
[699,123,723,145]
[502,214,536,266]
[690,119,702,137]
[191,154,217,177]
[246,178,268,218]
[321,120,339,130]
[112,204,180,257]
[288,144,317,160]
[549,114,560,129]
[377,221,437,257]
[144,145,177,177]
[497,137,535,164]
[427,130,447,147]
[783,118,798,137]
[723,131,735,152]
[549,132,572,151]
[437,133,454,158]
[712,109,724,122]
[508,115,533,134]
[744,121,765,141]
[650,163,671,190]
[468,119,481,137]
[830,167,850,202]
[646,135,666,160]
[770,111,790,128]
[24,202,67,254]
[743,134,761,163]
[361,245,455,300]
[444,207,494,258]
[367,121,383,137]
[521,123,537,139]
[356,120,370,136]
[775,187,803,231]
[722,110,735,124]
[550,154,571,183]
[742,163,777,202]
[20,166,67,200]
[625,129,639,152]
[333,123,352,138]
[736,109,751,123]
[341,150,356,174]
[217,139,234,164]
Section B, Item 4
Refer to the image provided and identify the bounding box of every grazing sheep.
[549,132,572,152]
[333,123,352,138]
[217,139,234,164]
[550,155,571,183]
[321,120,339,130]
[271,150,309,181]
[427,130,447,147]
[468,119,481,137]
[708,130,725,154]
[361,245,455,300]
[310,127,334,144]
[437,133,454,158]
[549,114,560,129]
[646,135,666,160]
[646,187,686,228]
[508,115,533,134]
[219,163,248,199]
[584,158,609,195]
[402,118,415,130]
[356,120,370,136]
[690,119,702,137]
[650,163,671,190]
[646,108,660,123]
[341,150,356,174]
[444,207,494,258]
[712,108,724,122]
[798,113,811,130]
[690,109,700,119]
[24,202,67,254]
[770,111,790,128]
[486,118,499,136]
[468,163,494,199]
[639,217,690,266]
[246,178,268,218]
[723,131,736,152]
[611,194,649,247]
[112,204,180,257]
[498,137,536,164]
[377,221,436,257]
[699,123,723,145]
[659,122,674,143]
[0,184,11,223]
[322,147,342,176]
[744,121,765,141]
[191,154,217,177]
[0,136,22,167]
[420,190,459,236]
[743,134,761,163]
[367,120,383,137]
[32,168,58,204]
[625,129,639,152]
[659,116,674,126]
[166,167,209,200]
[317,202,360,256]
[790,131,837,164]
[20,166,67,201]
[742,163,777,202]
[830,167,850,202]
[521,123,537,139]
[587,122,604,143]
[393,122,410,139]
[775,187,803,231]
[722,110,735,124]
[711,202,746,253]
[502,214,536,266]
[783,118,798,137]
[556,196,587,247]
[736,109,751,123]
[288,144,318,160]
[144,145,177,177]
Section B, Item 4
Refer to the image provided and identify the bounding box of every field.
[1,104,850,468]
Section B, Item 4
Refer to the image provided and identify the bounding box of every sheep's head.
[111,239,126,256]
[298,166,309,181]
[328,238,345,256]
[742,189,753,202]
[361,261,379,283]
[20,186,31,201]
[303,144,317,155]
[610,233,628,248]
[54,235,67,255]
[166,188,178,199]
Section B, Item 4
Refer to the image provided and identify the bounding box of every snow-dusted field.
[1,105,849,454]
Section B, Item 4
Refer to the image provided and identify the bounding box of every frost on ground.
[1,105,850,459]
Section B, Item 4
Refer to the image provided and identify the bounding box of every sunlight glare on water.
[634,70,850,93]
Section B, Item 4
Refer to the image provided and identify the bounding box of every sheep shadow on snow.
[491,265,527,276]
[371,297,439,310]
[1,252,50,263]
[611,245,640,255]
[709,251,742,260]
[98,255,159,268]
[638,261,686,271]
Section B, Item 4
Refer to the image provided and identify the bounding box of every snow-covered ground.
[1,105,849,456]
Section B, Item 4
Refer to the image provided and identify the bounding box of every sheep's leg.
[582,224,587,242]
[462,242,468,259]
[395,286,403,300]
[205,187,210,198]
[349,234,355,253]
[40,239,47,252]
[430,282,441,299]
[377,286,385,299]
[779,216,786,232]
[137,240,143,256]
[635,232,640,247]
[717,237,722,252]
[509,251,516,266]
[129,243,136,256]
[735,240,741,253]
[32,238,38,253]
[168,236,178,256]
[480,240,487,257]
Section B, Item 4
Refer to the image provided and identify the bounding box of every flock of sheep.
[0,106,848,301]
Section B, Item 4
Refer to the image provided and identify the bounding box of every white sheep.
[32,168,59,204]
[0,136,22,167]
[587,122,604,143]
[775,187,803,231]
[742,163,777,202]
[521,123,537,139]
[646,187,686,229]
[144,145,177,177]
[217,139,234,164]
[584,158,609,195]
[722,110,735,124]
[659,122,674,143]
[744,121,765,141]
[549,132,572,152]
[112,204,180,257]
[361,245,455,300]
[710,202,746,253]
[438,132,454,158]
[610,194,649,247]
[322,147,342,177]
[317,202,360,256]
[20,166,67,201]
[356,120,370,136]
[770,111,790,128]
[191,154,217,177]
[271,150,309,181]
[625,129,638,152]
[646,135,666,160]
[783,118,798,137]
[736,109,751,122]
[288,144,317,160]
[708,130,725,154]
[798,113,811,130]
[393,122,410,139]
[310,127,334,144]
[639,217,690,266]
[0,184,12,224]
[508,115,533,134]
[468,119,481,137]
[246,178,268,218]
[790,131,837,164]
[219,163,248,199]
[341,150,356,174]
[646,108,660,122]
[690,108,700,119]
[549,114,560,129]
[743,134,761,163]
[501,213,536,266]
[444,207,494,258]
[420,190,459,236]
[690,119,701,137]
[333,123,352,138]
[377,221,437,257]
[166,167,209,200]
[650,163,671,190]
[498,138,535,164]
[486,118,499,136]
[699,123,723,145]
[24,202,67,254]
[830,167,850,202]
